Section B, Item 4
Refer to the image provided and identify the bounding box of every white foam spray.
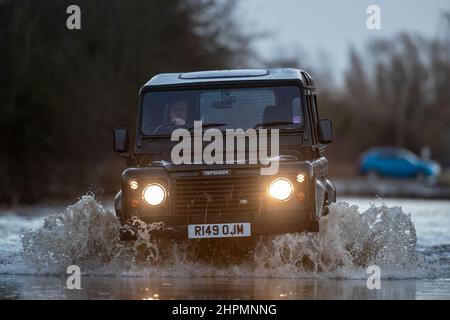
[2,195,442,278]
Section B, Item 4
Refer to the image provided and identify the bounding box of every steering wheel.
[152,123,176,134]
[153,121,189,134]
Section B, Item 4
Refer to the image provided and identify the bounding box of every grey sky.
[239,0,450,82]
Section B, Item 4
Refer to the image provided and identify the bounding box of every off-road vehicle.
[113,69,335,240]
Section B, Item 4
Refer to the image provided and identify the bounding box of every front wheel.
[416,171,434,185]
[366,169,379,182]
[321,193,331,216]
[416,171,424,180]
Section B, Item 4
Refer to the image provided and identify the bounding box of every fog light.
[129,180,139,190]
[269,178,294,201]
[130,199,140,208]
[142,183,166,206]
[296,173,306,183]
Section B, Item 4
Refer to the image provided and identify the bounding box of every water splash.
[12,195,439,278]
[253,202,421,278]
[20,196,121,273]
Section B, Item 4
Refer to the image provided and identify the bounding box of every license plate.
[188,223,251,239]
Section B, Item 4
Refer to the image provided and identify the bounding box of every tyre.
[416,171,433,185]
[322,195,330,216]
[366,169,379,182]
[416,171,426,181]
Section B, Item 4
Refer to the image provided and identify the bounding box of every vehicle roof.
[140,68,314,91]
[363,147,417,158]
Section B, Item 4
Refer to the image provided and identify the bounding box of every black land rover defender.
[113,69,335,241]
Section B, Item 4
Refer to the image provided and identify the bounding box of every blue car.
[359,147,441,180]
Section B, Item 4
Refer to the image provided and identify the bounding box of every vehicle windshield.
[140,85,304,135]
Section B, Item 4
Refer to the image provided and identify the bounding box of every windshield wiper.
[253,121,293,129]
[188,123,227,131]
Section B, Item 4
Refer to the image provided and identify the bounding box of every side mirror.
[113,127,129,153]
[317,119,333,144]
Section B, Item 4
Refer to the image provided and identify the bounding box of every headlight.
[269,178,294,201]
[142,183,167,206]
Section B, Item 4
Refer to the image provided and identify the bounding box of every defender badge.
[201,170,231,176]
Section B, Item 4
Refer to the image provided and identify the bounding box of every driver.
[168,99,189,126]
[152,99,190,134]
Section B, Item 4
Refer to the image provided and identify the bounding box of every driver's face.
[169,100,188,120]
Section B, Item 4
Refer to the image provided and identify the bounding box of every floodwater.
[0,196,449,300]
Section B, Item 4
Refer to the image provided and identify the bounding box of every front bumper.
[119,219,319,241]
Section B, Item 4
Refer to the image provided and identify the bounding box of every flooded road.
[2,275,450,300]
[0,196,449,300]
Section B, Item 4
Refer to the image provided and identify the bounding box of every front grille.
[171,174,262,216]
